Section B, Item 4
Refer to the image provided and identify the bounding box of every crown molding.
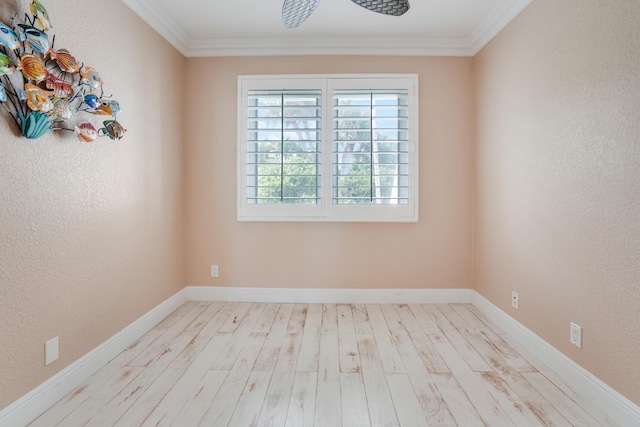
[121,0,532,57]
[184,36,474,57]
[467,0,532,55]
[121,0,190,54]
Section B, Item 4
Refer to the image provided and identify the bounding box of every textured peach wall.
[474,0,640,405]
[184,57,474,290]
[0,0,185,409]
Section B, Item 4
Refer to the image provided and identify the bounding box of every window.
[246,88,322,206]
[238,75,418,222]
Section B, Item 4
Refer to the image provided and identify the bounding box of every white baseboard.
[5,286,637,427]
[471,291,640,427]
[0,289,187,427]
[0,286,468,426]
[185,286,473,304]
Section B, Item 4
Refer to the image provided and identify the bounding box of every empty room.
[0,0,638,426]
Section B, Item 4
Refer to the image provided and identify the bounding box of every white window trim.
[237,74,419,222]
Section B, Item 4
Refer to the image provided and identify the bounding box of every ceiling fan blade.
[350,0,410,16]
[282,0,320,28]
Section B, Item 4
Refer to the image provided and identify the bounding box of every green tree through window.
[333,90,409,205]
[247,90,321,204]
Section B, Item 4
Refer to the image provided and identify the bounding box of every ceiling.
[121,0,532,57]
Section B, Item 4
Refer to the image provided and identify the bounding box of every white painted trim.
[185,286,472,304]
[237,75,419,222]
[184,36,474,58]
[467,0,532,55]
[0,289,187,427]
[121,0,190,54]
[471,291,640,427]
[9,286,635,427]
[120,0,532,57]
[0,285,469,426]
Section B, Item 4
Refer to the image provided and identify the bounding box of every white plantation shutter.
[238,75,418,222]
[246,90,322,204]
[332,89,410,205]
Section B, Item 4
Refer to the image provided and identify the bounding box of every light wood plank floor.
[30,302,616,426]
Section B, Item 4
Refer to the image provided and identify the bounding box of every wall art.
[0,0,126,141]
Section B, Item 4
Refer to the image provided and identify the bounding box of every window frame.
[237,74,419,222]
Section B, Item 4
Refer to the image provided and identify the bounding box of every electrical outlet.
[511,291,519,310]
[45,337,59,366]
[570,322,582,348]
[210,265,219,278]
